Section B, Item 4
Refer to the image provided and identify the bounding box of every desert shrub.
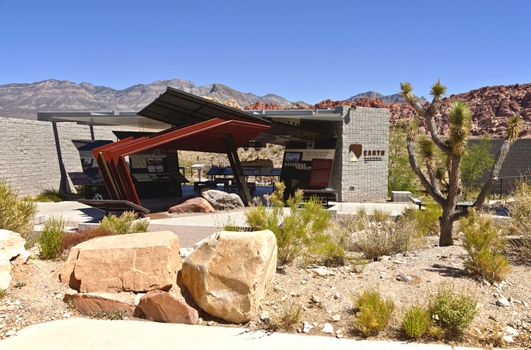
[61,227,113,251]
[264,304,302,332]
[0,289,6,298]
[402,306,430,339]
[35,188,65,202]
[0,180,37,239]
[39,217,65,259]
[246,182,341,265]
[347,215,420,260]
[460,210,511,282]
[353,289,394,337]
[429,288,477,338]
[402,200,442,236]
[99,211,149,235]
[371,209,390,223]
[508,181,531,263]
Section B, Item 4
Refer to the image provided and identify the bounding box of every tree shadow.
[425,263,468,278]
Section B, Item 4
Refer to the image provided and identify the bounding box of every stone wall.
[469,138,531,194]
[0,117,116,196]
[332,107,390,202]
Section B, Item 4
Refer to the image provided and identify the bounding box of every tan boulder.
[168,197,215,214]
[60,231,181,293]
[0,229,27,260]
[138,289,199,324]
[181,230,277,323]
[63,292,139,317]
[0,254,11,290]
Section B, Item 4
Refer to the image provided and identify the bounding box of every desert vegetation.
[0,180,37,239]
[399,81,521,246]
[99,211,149,235]
[245,182,343,265]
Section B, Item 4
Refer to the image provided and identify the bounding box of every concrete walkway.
[0,318,482,350]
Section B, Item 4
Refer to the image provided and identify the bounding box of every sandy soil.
[1,236,529,348]
[255,236,530,348]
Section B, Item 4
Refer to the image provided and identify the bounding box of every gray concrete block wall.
[337,107,389,202]
[0,117,116,196]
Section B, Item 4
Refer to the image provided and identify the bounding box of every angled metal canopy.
[138,87,271,127]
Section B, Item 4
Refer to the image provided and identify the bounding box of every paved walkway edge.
[0,318,485,350]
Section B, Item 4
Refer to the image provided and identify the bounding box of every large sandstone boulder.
[60,231,181,293]
[201,190,244,210]
[0,229,27,260]
[138,289,199,324]
[181,230,277,323]
[0,254,11,290]
[169,197,215,214]
[63,292,140,317]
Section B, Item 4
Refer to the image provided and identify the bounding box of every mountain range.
[0,79,414,119]
[0,78,529,137]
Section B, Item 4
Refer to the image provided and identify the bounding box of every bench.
[409,197,424,210]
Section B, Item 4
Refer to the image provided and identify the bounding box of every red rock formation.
[242,83,531,138]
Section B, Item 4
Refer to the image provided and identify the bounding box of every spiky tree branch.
[400,81,522,246]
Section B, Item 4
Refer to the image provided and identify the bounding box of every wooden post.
[225,134,251,205]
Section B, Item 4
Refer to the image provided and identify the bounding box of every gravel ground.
[254,236,530,349]
[1,236,529,348]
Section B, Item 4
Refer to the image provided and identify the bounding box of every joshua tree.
[400,81,521,246]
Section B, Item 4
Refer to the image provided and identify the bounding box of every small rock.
[333,293,341,300]
[309,267,336,277]
[331,314,341,322]
[504,326,519,337]
[302,321,313,333]
[396,273,413,282]
[321,323,334,334]
[502,335,514,343]
[206,321,215,326]
[335,329,344,339]
[379,256,390,261]
[5,329,16,337]
[310,295,321,304]
[260,311,270,322]
[496,297,511,307]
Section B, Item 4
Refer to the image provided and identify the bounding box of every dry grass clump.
[0,180,37,239]
[352,289,394,337]
[460,210,511,282]
[508,181,531,263]
[99,211,149,235]
[61,227,113,251]
[35,188,65,202]
[263,304,302,332]
[343,213,421,260]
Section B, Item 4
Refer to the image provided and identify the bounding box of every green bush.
[460,210,511,282]
[246,182,341,265]
[429,288,477,338]
[35,188,66,202]
[402,306,430,339]
[99,211,149,235]
[39,217,65,259]
[353,289,394,337]
[402,200,442,236]
[0,180,37,239]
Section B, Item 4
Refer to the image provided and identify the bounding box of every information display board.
[280,148,335,197]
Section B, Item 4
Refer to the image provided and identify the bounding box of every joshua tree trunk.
[400,81,521,246]
[439,209,454,246]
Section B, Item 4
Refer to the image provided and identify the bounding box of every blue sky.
[0,0,530,103]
